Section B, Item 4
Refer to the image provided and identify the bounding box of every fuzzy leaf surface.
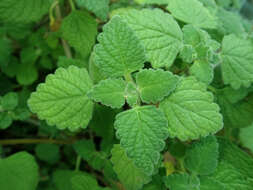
[28,66,93,131]
[114,105,169,175]
[160,77,223,141]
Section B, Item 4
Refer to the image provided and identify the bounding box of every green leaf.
[71,174,100,190]
[61,10,97,57]
[185,136,219,175]
[167,0,217,29]
[134,0,169,5]
[240,124,253,152]
[121,9,183,68]
[0,152,39,190]
[114,105,169,175]
[160,77,223,141]
[0,112,12,129]
[111,145,151,190]
[76,0,109,21]
[57,56,87,69]
[16,62,38,86]
[94,16,145,77]
[88,78,126,108]
[35,144,60,164]
[136,69,179,103]
[199,176,226,190]
[163,173,200,190]
[125,82,139,107]
[217,91,253,128]
[0,37,12,67]
[1,92,18,110]
[0,0,53,23]
[189,60,214,84]
[28,66,93,131]
[221,34,253,89]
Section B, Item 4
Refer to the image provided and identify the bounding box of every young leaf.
[0,92,18,110]
[75,0,109,21]
[0,152,39,190]
[121,9,183,68]
[88,78,126,109]
[221,34,253,89]
[136,69,179,103]
[114,105,169,175]
[167,0,217,29]
[125,82,139,107]
[240,124,253,152]
[160,77,223,141]
[94,16,146,77]
[163,173,200,190]
[111,145,151,190]
[71,175,101,190]
[0,112,12,129]
[61,10,97,57]
[28,66,93,131]
[185,136,219,175]
[0,0,53,24]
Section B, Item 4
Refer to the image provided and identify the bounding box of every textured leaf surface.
[0,0,52,23]
[0,152,39,190]
[199,176,226,190]
[94,16,145,77]
[190,60,214,84]
[167,0,217,29]
[111,145,151,190]
[136,69,179,103]
[28,66,93,131]
[163,173,200,190]
[71,175,100,190]
[125,82,139,107]
[160,77,223,141]
[88,78,126,108]
[61,10,97,57]
[221,34,253,89]
[185,136,219,175]
[121,9,183,68]
[135,0,169,5]
[76,0,109,21]
[114,105,169,175]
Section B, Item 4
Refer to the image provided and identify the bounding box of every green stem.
[49,0,59,26]
[69,0,76,11]
[124,73,134,83]
[0,138,74,145]
[179,158,186,172]
[207,85,217,94]
[75,155,82,171]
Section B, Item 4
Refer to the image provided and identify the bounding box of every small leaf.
[94,16,145,77]
[111,145,151,190]
[114,105,169,175]
[28,66,93,131]
[71,174,101,190]
[0,112,12,129]
[88,78,126,109]
[35,144,60,164]
[0,92,18,110]
[136,69,179,103]
[160,77,223,141]
[167,0,217,29]
[185,136,219,175]
[125,82,139,107]
[240,124,253,153]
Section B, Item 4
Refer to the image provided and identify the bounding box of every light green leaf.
[71,175,100,190]
[163,173,200,190]
[121,9,183,68]
[240,124,253,152]
[136,69,179,103]
[134,0,169,5]
[111,145,151,190]
[0,112,12,129]
[125,82,139,107]
[94,16,145,77]
[76,0,109,21]
[0,0,53,23]
[189,60,214,84]
[167,0,217,29]
[0,92,18,110]
[114,105,169,175]
[88,78,126,109]
[0,152,39,190]
[35,144,60,164]
[28,66,93,131]
[160,77,223,141]
[221,34,253,89]
[61,10,97,57]
[185,136,219,175]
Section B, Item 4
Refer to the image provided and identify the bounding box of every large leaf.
[114,105,169,175]
[221,34,253,89]
[160,77,223,141]
[0,152,39,190]
[94,16,146,77]
[167,0,217,29]
[0,0,52,23]
[28,66,93,131]
[136,69,179,103]
[61,10,97,57]
[121,9,183,68]
[111,145,151,190]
